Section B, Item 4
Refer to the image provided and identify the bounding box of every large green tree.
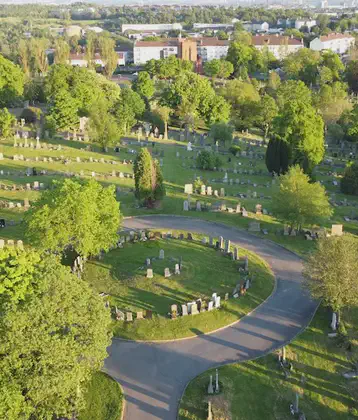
[132,71,155,100]
[273,80,325,172]
[0,248,111,420]
[220,79,260,130]
[0,108,16,138]
[303,236,358,314]
[0,54,24,106]
[265,135,290,175]
[134,148,165,206]
[88,97,119,149]
[47,88,79,131]
[154,105,171,140]
[272,165,332,231]
[162,72,230,125]
[341,162,358,195]
[203,59,234,79]
[114,87,145,134]
[256,94,278,140]
[24,179,121,258]
[209,122,233,144]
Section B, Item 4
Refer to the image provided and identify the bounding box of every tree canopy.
[0,54,24,106]
[134,148,165,206]
[303,236,358,313]
[272,165,332,231]
[0,249,111,420]
[24,179,121,258]
[0,108,16,138]
[341,162,358,195]
[273,80,325,172]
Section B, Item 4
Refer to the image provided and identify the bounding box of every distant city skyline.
[0,0,348,6]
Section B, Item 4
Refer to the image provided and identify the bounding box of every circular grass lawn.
[84,235,274,340]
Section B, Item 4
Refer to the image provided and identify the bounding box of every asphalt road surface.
[104,215,317,420]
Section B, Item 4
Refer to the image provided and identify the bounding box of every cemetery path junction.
[104,215,318,420]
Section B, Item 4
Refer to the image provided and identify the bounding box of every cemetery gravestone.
[331,224,343,236]
[146,269,153,279]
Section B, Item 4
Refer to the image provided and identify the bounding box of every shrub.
[193,177,203,193]
[20,106,42,123]
[341,162,358,195]
[229,145,241,156]
[196,151,222,171]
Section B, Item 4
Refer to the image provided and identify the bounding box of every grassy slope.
[179,306,358,420]
[84,234,274,340]
[79,372,123,420]
[2,134,357,256]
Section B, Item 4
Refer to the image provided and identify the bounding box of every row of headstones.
[184,184,226,197]
[0,239,24,249]
[2,181,45,191]
[170,293,223,319]
[14,139,63,151]
[2,200,30,209]
[115,307,153,322]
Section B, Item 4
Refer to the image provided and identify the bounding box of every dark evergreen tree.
[341,163,358,195]
[134,148,165,207]
[265,136,290,175]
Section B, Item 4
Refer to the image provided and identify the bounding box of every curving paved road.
[104,215,317,420]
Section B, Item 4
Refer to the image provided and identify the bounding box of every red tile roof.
[320,32,355,42]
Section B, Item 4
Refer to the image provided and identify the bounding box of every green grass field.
[83,234,274,340]
[1,132,357,257]
[79,372,123,420]
[179,306,358,420]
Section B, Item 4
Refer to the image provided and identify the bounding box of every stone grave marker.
[184,184,193,194]
[196,201,201,211]
[183,200,189,211]
[182,304,188,316]
[255,204,262,215]
[126,312,133,322]
[208,301,214,311]
[7,240,14,247]
[191,303,199,315]
[159,249,165,259]
[200,184,206,195]
[146,310,153,320]
[164,267,171,277]
[219,236,224,250]
[171,304,178,319]
[146,268,153,278]
[137,311,144,320]
[225,240,231,253]
[207,186,212,196]
[220,188,225,197]
[0,239,4,249]
[331,224,343,236]
[215,296,221,308]
[175,264,180,275]
[225,292,229,300]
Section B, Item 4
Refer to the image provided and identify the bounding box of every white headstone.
[146,268,153,278]
[183,200,189,211]
[182,304,188,316]
[159,249,164,259]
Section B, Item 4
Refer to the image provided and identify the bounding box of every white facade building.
[193,23,234,30]
[133,40,178,65]
[295,19,317,30]
[310,33,355,54]
[133,37,229,65]
[251,34,303,59]
[197,38,229,61]
[69,52,126,67]
[122,23,182,33]
[243,21,269,32]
